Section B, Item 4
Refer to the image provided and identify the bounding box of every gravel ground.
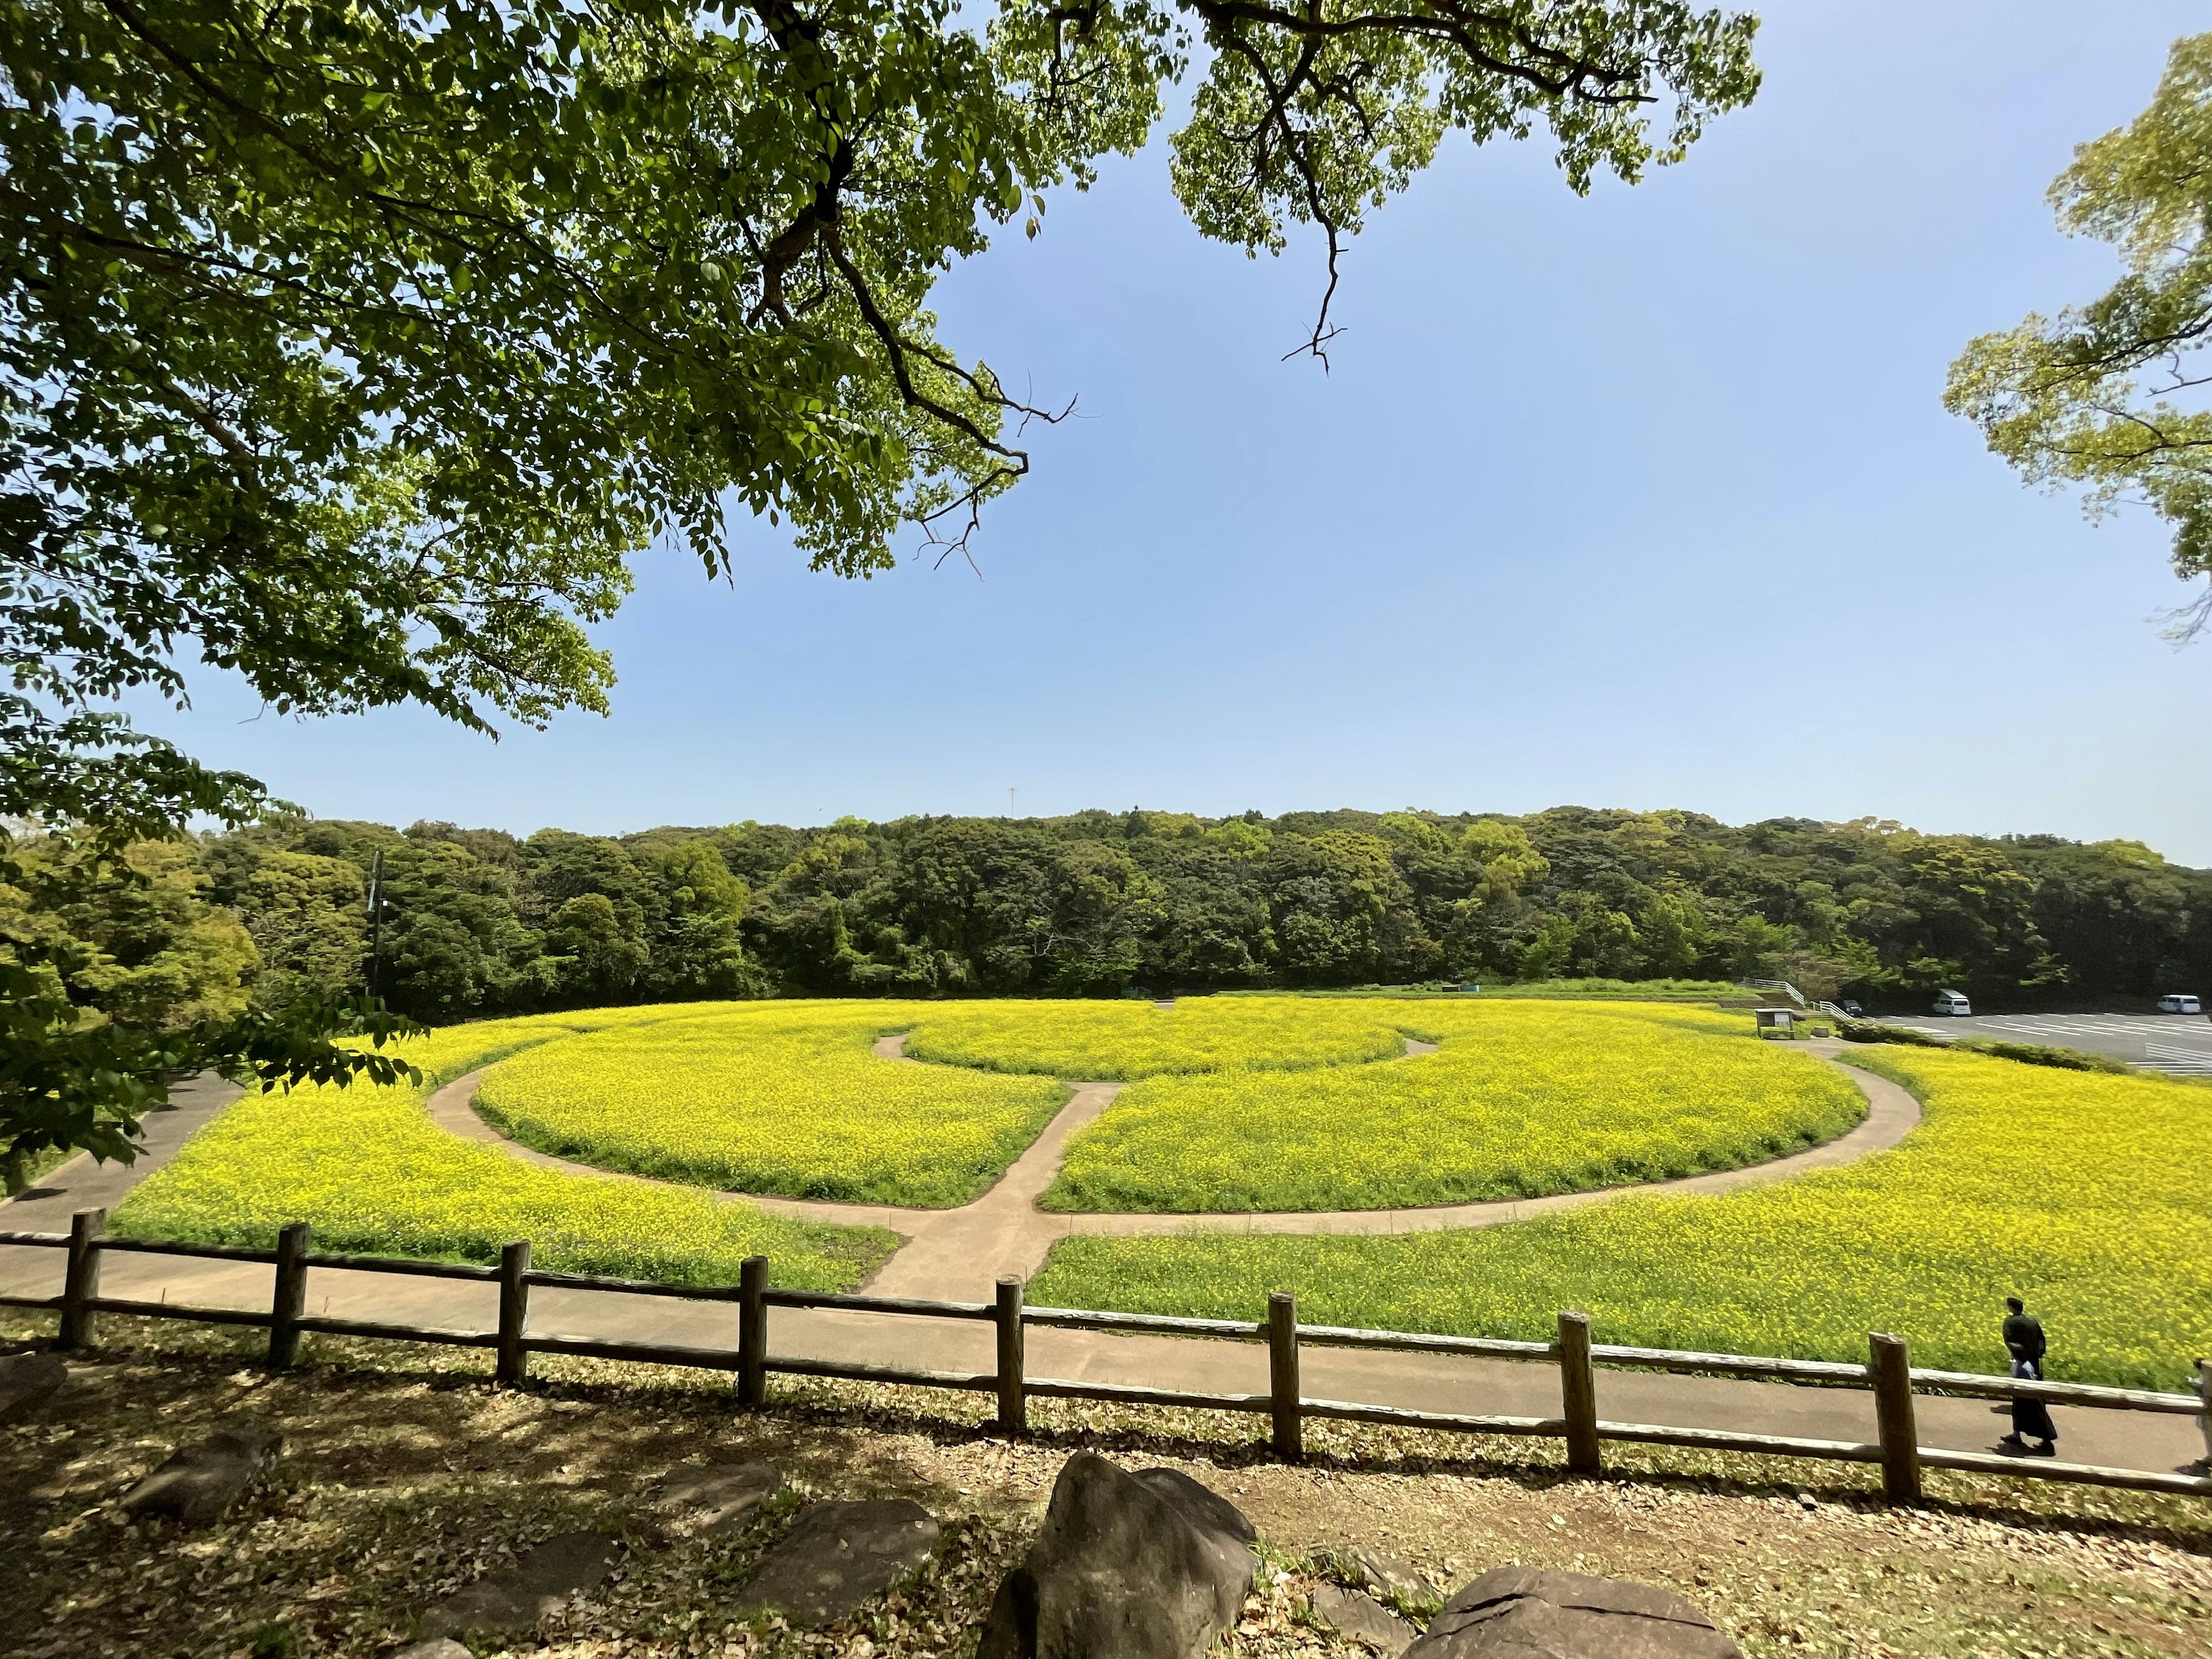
[3,1315,2209,1659]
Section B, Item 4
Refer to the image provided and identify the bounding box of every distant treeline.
[7,807,2209,1027]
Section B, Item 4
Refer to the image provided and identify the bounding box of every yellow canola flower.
[1043,999,1862,1211]
[1029,1044,2212,1389]
[476,1001,1069,1206]
[113,1006,894,1288]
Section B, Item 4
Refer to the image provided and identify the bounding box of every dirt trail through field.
[421,1035,1920,1298]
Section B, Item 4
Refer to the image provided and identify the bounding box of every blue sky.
[152,1,2212,861]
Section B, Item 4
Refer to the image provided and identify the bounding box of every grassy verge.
[1040,1001,1864,1212]
[1031,1046,2212,1389]
[476,1003,1070,1206]
[111,1009,895,1289]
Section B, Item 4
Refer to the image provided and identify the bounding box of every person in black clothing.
[1999,1296,2058,1457]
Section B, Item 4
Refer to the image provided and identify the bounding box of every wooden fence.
[5,1210,2207,1506]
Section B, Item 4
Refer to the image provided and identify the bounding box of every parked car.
[1839,999,1865,1018]
[2156,993,2203,1015]
[1931,990,1972,1017]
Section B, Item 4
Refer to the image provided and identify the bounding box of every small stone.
[420,1531,618,1640]
[118,1424,282,1525]
[0,1353,67,1425]
[390,1641,471,1658]
[735,1499,940,1627]
[656,1461,782,1536]
[1407,1567,1740,1658]
[1312,1584,1419,1655]
[1346,1549,1441,1611]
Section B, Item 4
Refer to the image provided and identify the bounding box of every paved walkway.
[5,1042,2202,1478]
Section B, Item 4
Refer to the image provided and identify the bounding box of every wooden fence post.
[1869,1332,1921,1504]
[267,1221,312,1370]
[737,1255,768,1409]
[495,1240,531,1385]
[59,1207,107,1351]
[995,1277,1027,1435]
[1558,1310,1601,1475]
[1268,1291,1302,1463]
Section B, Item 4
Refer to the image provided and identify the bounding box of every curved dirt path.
[429,1035,1920,1296]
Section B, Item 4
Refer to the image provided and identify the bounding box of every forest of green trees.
[8,806,2209,1030]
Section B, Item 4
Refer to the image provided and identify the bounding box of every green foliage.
[1956,1039,2137,1075]
[113,1010,893,1286]
[1039,1001,1863,1211]
[1838,1021,1952,1048]
[1946,33,2212,624]
[1028,1047,2212,1389]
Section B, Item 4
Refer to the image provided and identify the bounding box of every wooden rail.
[3,1213,2207,1503]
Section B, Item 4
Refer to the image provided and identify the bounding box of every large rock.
[119,1424,282,1524]
[656,1461,782,1536]
[976,1452,1258,1659]
[0,1353,67,1424]
[1405,1567,1740,1659]
[735,1499,940,1626]
[419,1531,618,1640]
[1312,1583,1419,1655]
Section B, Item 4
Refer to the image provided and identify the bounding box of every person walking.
[1999,1296,2058,1457]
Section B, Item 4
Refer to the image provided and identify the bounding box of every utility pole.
[1008,787,1016,817]
[365,849,385,997]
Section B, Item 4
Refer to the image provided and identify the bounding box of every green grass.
[1027,1045,2212,1389]
[113,1009,895,1289]
[900,996,1415,1079]
[1040,1000,1865,1212]
[475,1002,1070,1206]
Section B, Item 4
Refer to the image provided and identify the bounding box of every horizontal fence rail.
[3,1211,2208,1503]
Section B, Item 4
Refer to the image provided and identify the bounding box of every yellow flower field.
[113,1009,895,1288]
[475,1003,1069,1205]
[899,996,1413,1078]
[1027,1044,2212,1388]
[1041,999,1863,1211]
[1039,999,1866,1221]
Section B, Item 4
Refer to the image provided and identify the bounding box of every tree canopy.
[127,805,2212,1021]
[1946,32,2212,633]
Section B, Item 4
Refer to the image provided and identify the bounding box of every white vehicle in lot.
[2156,993,2203,1015]
[1931,990,1972,1017]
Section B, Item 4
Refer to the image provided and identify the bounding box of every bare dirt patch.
[2,1316,2208,1658]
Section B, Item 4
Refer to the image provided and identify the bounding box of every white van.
[1931,990,1972,1017]
[2156,993,2203,1015]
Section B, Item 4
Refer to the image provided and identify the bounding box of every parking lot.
[1883,1010,2212,1076]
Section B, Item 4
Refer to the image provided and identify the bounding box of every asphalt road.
[1883,1012,2212,1075]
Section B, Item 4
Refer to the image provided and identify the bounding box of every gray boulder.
[976,1452,1258,1659]
[1312,1583,1419,1655]
[389,1641,471,1658]
[419,1531,617,1641]
[1405,1567,1740,1659]
[0,1353,67,1424]
[119,1424,282,1524]
[656,1461,782,1536]
[734,1499,940,1626]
